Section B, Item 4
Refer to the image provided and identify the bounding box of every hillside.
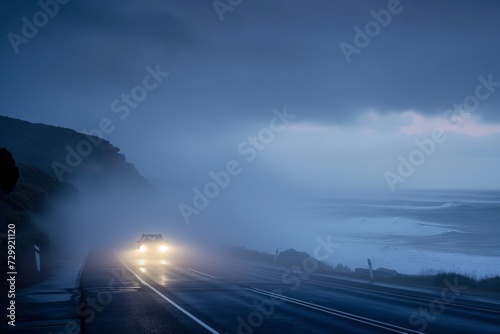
[0,115,150,289]
[0,115,146,186]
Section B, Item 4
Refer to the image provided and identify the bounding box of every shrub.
[476,276,500,292]
[433,272,476,289]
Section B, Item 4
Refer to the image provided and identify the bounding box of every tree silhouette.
[0,147,19,194]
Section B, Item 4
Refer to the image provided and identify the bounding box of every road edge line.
[115,250,220,334]
[187,268,216,279]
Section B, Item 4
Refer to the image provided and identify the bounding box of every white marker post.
[274,248,279,263]
[367,258,373,283]
[34,245,41,272]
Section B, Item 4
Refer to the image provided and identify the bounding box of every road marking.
[247,287,421,334]
[187,268,216,279]
[116,252,220,334]
[304,277,500,314]
[245,265,500,314]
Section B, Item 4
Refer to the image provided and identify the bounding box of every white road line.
[246,266,500,314]
[116,252,220,334]
[305,277,500,314]
[247,287,421,334]
[187,268,216,279]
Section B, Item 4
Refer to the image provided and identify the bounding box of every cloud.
[253,110,500,190]
[399,111,500,137]
[3,0,500,128]
[1,0,499,189]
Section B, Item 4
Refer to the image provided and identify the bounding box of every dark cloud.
[1,0,499,182]
[2,0,500,127]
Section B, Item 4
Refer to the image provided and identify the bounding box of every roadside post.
[367,258,373,283]
[34,245,41,272]
[274,248,279,263]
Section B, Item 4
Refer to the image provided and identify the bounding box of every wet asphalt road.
[76,246,500,334]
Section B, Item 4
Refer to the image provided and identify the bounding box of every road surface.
[77,245,500,334]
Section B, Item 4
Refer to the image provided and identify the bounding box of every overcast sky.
[1,0,500,191]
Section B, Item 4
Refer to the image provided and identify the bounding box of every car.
[136,234,169,257]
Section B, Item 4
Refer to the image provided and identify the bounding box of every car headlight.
[139,245,147,252]
[160,245,168,252]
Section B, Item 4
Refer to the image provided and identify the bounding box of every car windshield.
[141,235,164,242]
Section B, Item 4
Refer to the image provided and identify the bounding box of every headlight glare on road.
[139,245,147,252]
[160,245,168,252]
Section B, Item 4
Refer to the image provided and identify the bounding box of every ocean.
[289,189,500,278]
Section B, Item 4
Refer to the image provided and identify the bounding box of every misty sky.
[1,0,500,191]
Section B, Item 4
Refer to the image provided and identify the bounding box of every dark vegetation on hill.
[0,147,19,194]
[0,162,75,288]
